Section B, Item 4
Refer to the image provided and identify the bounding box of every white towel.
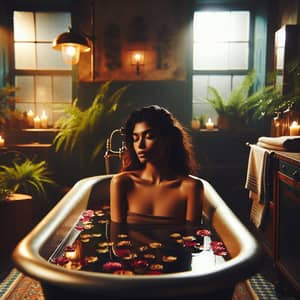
[245,144,273,228]
[249,191,267,228]
[257,141,285,151]
[245,144,272,203]
[258,136,300,151]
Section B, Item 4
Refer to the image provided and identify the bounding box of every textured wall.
[73,0,192,82]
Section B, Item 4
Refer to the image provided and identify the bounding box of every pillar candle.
[191,119,201,130]
[33,116,41,129]
[205,118,214,130]
[289,121,300,136]
[40,111,48,129]
[0,135,4,147]
[27,110,34,127]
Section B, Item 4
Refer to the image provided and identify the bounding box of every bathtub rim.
[12,174,262,297]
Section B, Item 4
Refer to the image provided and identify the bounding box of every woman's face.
[131,121,161,164]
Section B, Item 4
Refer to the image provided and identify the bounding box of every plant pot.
[217,115,233,130]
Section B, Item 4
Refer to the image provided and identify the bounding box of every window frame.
[190,3,256,121]
[12,10,73,126]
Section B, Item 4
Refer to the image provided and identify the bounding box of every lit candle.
[0,136,5,147]
[289,121,300,136]
[33,116,41,129]
[27,110,34,127]
[40,110,48,129]
[191,119,200,130]
[205,118,214,130]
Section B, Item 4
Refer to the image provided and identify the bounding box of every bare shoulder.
[111,171,140,186]
[181,175,203,190]
[111,172,130,187]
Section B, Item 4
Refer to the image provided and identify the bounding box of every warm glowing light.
[131,51,144,75]
[41,111,48,129]
[289,121,300,136]
[0,136,5,147]
[133,53,142,63]
[33,116,41,129]
[27,110,34,127]
[205,118,214,130]
[61,45,80,65]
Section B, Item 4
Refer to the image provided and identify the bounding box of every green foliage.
[240,85,285,122]
[0,85,18,131]
[53,81,128,168]
[0,187,12,201]
[207,70,257,120]
[206,70,286,126]
[0,159,55,200]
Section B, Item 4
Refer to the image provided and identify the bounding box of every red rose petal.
[52,256,69,265]
[196,229,211,236]
[102,262,123,272]
[132,259,149,268]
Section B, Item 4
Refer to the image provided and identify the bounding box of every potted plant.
[206,70,257,129]
[0,159,55,201]
[206,70,285,130]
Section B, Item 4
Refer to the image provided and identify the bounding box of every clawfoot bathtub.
[12,175,262,300]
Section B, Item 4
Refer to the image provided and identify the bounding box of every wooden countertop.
[274,151,300,166]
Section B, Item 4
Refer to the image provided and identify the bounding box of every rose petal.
[196,229,211,237]
[51,256,69,265]
[102,261,123,272]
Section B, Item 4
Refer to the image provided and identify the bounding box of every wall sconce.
[131,51,144,75]
[52,27,91,65]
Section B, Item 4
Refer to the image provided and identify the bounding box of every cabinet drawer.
[279,160,300,181]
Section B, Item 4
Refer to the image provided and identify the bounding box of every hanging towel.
[245,144,273,204]
[245,144,273,228]
[249,191,267,228]
[258,136,300,152]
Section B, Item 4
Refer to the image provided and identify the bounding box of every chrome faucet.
[104,127,126,174]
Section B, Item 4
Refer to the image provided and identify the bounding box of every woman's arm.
[110,173,128,223]
[185,177,203,225]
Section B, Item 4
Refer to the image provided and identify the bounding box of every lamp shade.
[52,29,91,65]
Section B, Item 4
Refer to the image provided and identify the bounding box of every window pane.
[209,75,231,100]
[36,76,52,102]
[53,76,72,102]
[15,103,34,114]
[194,12,231,42]
[193,75,209,103]
[15,76,34,102]
[229,43,249,69]
[193,102,218,123]
[232,75,245,89]
[36,43,70,70]
[194,42,229,70]
[36,12,71,41]
[14,43,36,69]
[13,12,35,41]
[229,11,249,41]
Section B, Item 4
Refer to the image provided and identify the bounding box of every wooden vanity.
[251,151,300,296]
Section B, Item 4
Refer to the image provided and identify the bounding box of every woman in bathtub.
[110,105,203,225]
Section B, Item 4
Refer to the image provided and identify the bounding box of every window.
[192,10,251,122]
[13,11,72,126]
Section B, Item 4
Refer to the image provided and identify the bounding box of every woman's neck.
[140,162,176,184]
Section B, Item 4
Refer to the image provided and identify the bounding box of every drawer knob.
[292,170,299,179]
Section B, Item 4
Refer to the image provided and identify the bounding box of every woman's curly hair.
[121,105,199,176]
